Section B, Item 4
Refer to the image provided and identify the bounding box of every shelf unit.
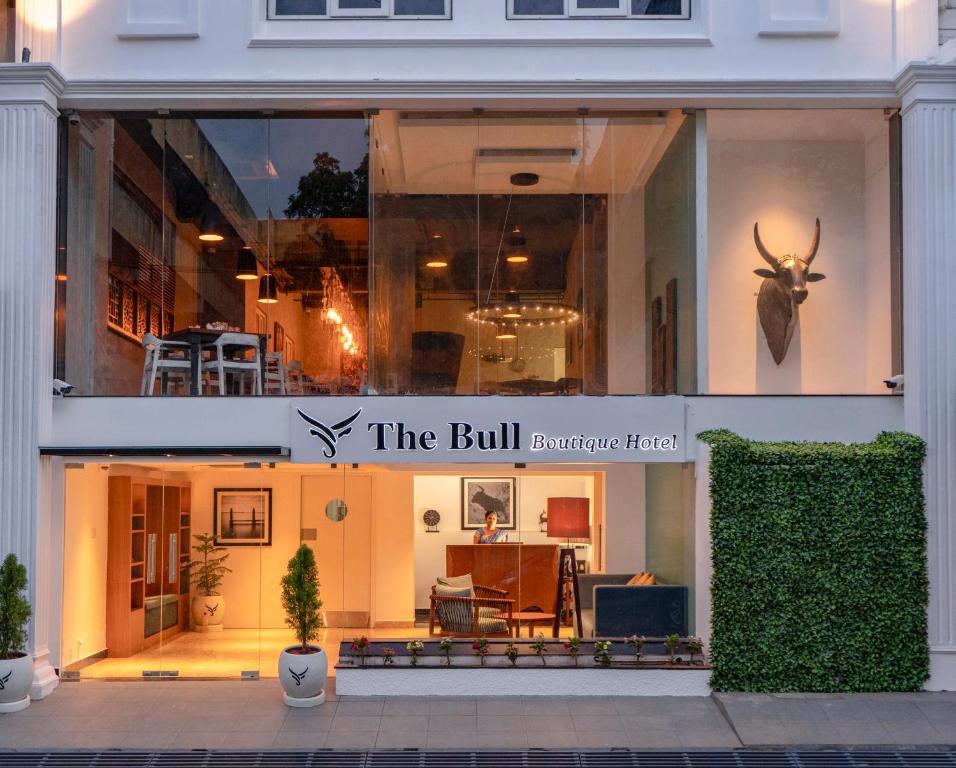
[107,476,191,658]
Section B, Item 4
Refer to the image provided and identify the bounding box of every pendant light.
[235,246,258,281]
[506,226,530,264]
[197,205,224,243]
[496,322,517,340]
[425,232,449,269]
[502,290,522,319]
[257,273,278,304]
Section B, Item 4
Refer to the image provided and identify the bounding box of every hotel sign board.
[289,396,687,464]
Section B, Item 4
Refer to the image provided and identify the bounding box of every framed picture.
[214,488,272,546]
[461,478,516,530]
[284,335,296,363]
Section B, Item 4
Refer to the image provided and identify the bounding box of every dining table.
[163,327,268,396]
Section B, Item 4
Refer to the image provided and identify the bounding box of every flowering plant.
[563,636,582,666]
[472,637,489,666]
[350,635,370,667]
[664,634,681,664]
[626,635,646,662]
[593,639,613,667]
[505,643,520,667]
[530,634,548,666]
[686,636,703,665]
[406,640,424,666]
[438,637,454,666]
[382,648,396,666]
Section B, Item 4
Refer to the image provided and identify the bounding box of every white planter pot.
[0,654,33,713]
[192,594,225,631]
[278,646,327,707]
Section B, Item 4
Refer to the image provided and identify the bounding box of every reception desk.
[446,544,559,615]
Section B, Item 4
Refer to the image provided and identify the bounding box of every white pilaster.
[898,63,956,691]
[0,64,64,699]
[14,0,61,65]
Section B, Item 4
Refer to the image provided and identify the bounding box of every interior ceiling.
[377,112,679,196]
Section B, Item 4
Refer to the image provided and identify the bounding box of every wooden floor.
[75,624,578,679]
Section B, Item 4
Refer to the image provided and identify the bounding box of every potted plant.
[438,637,454,666]
[563,636,582,666]
[382,648,396,666]
[505,643,520,667]
[188,534,231,631]
[350,636,370,667]
[530,634,548,666]
[406,640,424,666]
[626,635,646,663]
[472,637,489,666]
[593,640,613,667]
[664,634,681,664]
[278,544,326,707]
[686,636,704,665]
[0,554,33,713]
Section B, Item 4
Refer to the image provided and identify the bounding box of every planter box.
[335,665,712,696]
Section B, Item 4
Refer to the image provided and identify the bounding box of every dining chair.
[201,332,263,395]
[140,333,192,396]
[263,352,288,396]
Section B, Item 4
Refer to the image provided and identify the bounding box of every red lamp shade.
[546,497,590,540]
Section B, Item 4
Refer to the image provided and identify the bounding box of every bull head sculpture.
[753,219,825,365]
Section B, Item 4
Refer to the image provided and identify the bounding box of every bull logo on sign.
[752,219,826,365]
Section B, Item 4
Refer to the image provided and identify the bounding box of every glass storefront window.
[706,109,899,394]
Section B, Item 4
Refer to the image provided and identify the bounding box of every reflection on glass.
[325,498,349,522]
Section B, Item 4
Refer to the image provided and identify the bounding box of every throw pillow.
[437,573,474,595]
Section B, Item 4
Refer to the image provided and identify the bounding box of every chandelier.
[467,290,581,340]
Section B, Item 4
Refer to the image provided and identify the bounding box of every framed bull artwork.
[461,478,516,530]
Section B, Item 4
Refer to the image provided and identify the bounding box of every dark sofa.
[578,573,688,638]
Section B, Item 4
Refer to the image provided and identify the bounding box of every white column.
[14,0,60,65]
[898,63,956,691]
[0,64,63,699]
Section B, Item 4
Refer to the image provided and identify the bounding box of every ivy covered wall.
[700,430,928,692]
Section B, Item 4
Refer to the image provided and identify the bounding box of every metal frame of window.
[506,0,690,19]
[268,0,452,19]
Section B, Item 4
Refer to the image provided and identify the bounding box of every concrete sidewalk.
[0,680,953,751]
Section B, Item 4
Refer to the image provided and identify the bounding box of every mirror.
[325,499,348,523]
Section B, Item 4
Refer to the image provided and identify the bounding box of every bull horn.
[753,222,777,268]
[805,218,821,265]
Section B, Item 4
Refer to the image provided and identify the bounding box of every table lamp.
[546,497,589,637]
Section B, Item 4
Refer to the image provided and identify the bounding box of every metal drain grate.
[0,752,954,768]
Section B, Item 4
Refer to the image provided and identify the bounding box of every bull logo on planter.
[297,409,363,459]
[205,603,219,616]
[289,668,308,686]
[0,671,11,690]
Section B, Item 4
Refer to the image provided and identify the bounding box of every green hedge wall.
[699,429,928,692]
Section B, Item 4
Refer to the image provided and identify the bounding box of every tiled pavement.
[0,680,954,751]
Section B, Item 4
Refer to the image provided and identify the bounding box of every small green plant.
[563,636,582,666]
[530,634,548,666]
[664,634,681,663]
[505,643,520,666]
[472,637,489,666]
[626,635,646,662]
[382,648,396,666]
[350,635,370,667]
[188,533,232,597]
[280,544,323,652]
[0,554,31,660]
[438,637,454,666]
[406,640,424,666]
[686,636,704,665]
[593,640,613,667]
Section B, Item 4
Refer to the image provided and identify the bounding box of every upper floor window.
[270,0,451,18]
[508,0,688,18]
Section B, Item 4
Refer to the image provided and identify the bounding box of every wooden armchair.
[428,584,514,637]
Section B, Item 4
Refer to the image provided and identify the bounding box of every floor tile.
[475,731,530,749]
[336,700,385,716]
[271,730,328,748]
[170,731,229,749]
[625,729,683,749]
[378,715,429,732]
[572,713,624,731]
[477,714,527,732]
[426,731,479,749]
[328,714,382,732]
[428,698,477,715]
[525,714,574,733]
[428,714,478,731]
[323,731,380,749]
[527,731,582,748]
[375,730,429,748]
[384,698,431,715]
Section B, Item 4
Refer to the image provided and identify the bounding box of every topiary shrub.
[699,430,928,692]
[281,544,323,652]
[0,554,31,660]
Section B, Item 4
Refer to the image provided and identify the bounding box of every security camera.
[64,110,80,125]
[53,379,75,396]
[884,374,904,392]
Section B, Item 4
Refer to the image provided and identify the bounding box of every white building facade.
[1,0,955,696]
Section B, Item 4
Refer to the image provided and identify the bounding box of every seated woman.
[473,510,508,544]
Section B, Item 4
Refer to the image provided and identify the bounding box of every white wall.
[53,0,927,86]
[412,473,595,610]
[707,110,893,394]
